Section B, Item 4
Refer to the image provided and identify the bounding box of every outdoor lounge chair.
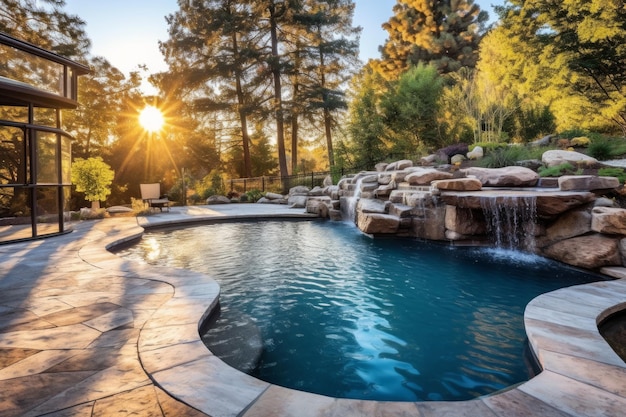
[140,183,170,212]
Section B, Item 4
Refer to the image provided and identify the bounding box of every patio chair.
[140,183,170,212]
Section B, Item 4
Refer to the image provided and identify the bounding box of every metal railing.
[228,171,334,194]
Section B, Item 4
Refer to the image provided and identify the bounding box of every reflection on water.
[118,220,601,401]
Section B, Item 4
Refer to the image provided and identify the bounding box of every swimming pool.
[119,220,601,401]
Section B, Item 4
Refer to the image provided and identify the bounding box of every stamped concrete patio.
[1,204,625,416]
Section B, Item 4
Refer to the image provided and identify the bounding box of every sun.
[139,105,164,133]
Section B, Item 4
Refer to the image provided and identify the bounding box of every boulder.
[323,175,333,187]
[288,195,308,208]
[542,149,598,168]
[439,190,595,217]
[451,154,466,164]
[558,175,620,191]
[308,186,325,196]
[359,181,379,193]
[393,169,412,183]
[389,203,414,218]
[357,198,390,214]
[542,234,621,269]
[411,205,446,240]
[461,166,539,187]
[405,192,438,212]
[432,178,482,192]
[206,195,231,204]
[420,154,438,165]
[337,177,351,190]
[265,192,285,200]
[357,212,400,234]
[375,162,388,172]
[306,196,332,215]
[329,209,343,221]
[357,173,379,184]
[467,146,484,160]
[537,209,592,248]
[405,168,454,185]
[445,206,486,235]
[591,207,626,235]
[385,159,413,171]
[621,239,626,266]
[374,181,397,198]
[289,186,310,196]
[378,172,394,185]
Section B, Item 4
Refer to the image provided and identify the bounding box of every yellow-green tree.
[375,0,488,80]
[488,0,626,135]
[71,157,114,210]
[346,65,388,169]
[381,64,444,152]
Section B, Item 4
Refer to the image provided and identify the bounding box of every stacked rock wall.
[301,158,626,273]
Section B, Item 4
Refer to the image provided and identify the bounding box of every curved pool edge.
[100,205,626,417]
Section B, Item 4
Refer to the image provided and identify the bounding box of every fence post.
[262,176,265,192]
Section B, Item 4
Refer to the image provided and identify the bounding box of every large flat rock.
[439,188,596,217]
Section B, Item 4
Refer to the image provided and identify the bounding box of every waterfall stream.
[342,176,363,223]
[480,195,538,251]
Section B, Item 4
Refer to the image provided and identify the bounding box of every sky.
[63,0,503,93]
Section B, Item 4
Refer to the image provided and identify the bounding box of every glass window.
[61,135,71,184]
[1,44,65,97]
[36,132,59,184]
[0,125,26,185]
[35,186,60,236]
[0,187,33,242]
[62,185,73,231]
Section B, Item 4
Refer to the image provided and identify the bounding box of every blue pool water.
[119,220,601,401]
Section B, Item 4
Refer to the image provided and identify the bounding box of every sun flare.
[139,105,164,133]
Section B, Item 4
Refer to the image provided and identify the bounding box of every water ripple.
[117,220,601,402]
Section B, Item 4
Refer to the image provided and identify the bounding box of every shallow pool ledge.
[113,206,626,416]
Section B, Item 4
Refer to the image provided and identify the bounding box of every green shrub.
[558,129,588,139]
[538,163,576,177]
[588,140,613,160]
[477,145,543,168]
[245,189,264,203]
[598,167,626,184]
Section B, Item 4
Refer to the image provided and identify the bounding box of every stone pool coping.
[2,203,626,416]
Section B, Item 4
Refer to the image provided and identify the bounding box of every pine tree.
[291,0,360,169]
[158,0,263,177]
[347,65,388,169]
[0,0,90,59]
[381,63,444,152]
[375,0,487,80]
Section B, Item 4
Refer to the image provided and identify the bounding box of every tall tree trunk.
[323,107,334,167]
[269,2,289,178]
[291,111,299,173]
[318,45,334,167]
[232,31,252,177]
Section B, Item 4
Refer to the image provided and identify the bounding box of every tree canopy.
[374,0,488,80]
